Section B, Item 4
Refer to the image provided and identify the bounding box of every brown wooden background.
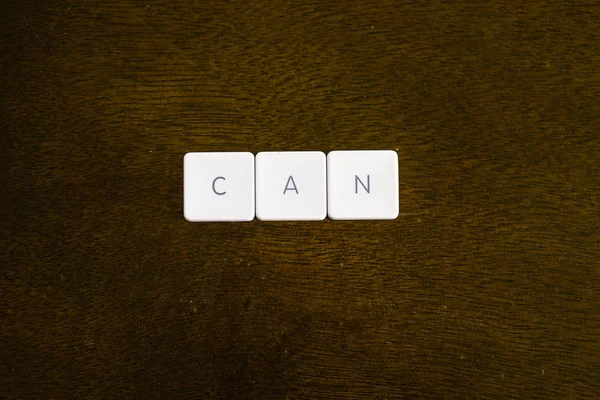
[2,1,599,398]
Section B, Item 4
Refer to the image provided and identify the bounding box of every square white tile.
[255,151,327,221]
[327,150,399,220]
[183,152,255,222]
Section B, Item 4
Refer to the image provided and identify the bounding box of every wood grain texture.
[2,0,599,398]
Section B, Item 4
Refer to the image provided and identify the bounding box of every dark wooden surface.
[2,1,599,398]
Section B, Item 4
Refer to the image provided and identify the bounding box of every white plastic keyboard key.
[256,151,326,221]
[184,152,255,222]
[327,150,399,220]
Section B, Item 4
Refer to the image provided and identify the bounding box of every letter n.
[355,175,370,194]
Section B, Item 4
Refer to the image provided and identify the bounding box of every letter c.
[212,176,226,195]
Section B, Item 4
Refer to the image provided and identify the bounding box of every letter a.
[283,175,299,194]
[355,175,370,194]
